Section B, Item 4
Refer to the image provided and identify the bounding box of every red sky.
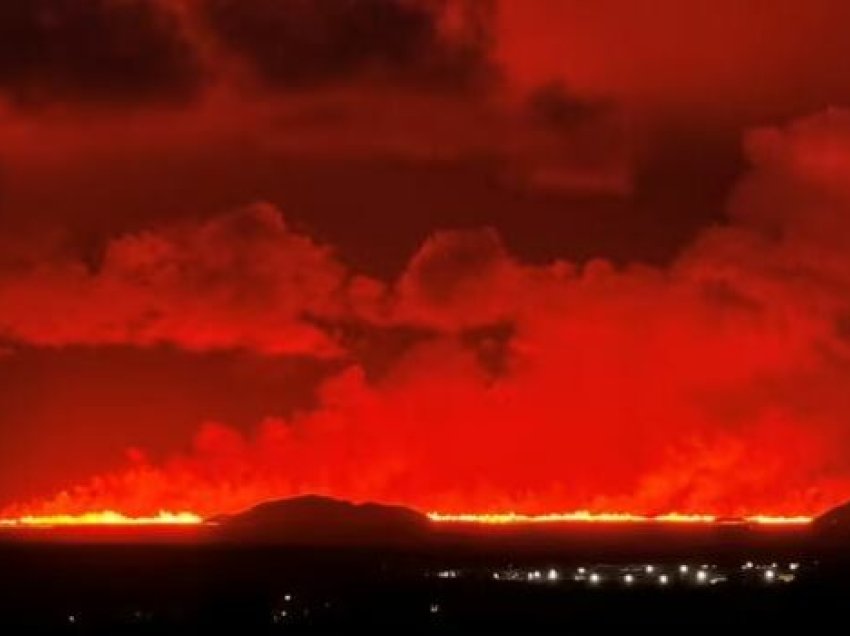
[3,0,850,518]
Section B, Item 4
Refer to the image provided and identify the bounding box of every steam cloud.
[4,110,850,518]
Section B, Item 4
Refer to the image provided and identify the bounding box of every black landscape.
[2,496,850,633]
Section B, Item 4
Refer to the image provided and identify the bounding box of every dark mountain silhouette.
[813,499,850,536]
[207,495,813,557]
[212,495,430,545]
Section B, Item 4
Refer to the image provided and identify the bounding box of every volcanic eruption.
[3,110,850,527]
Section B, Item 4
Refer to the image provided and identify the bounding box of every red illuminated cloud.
[0,0,488,105]
[6,1,850,522]
[5,110,850,519]
[0,0,629,225]
[495,0,850,117]
[202,0,492,90]
[0,204,359,356]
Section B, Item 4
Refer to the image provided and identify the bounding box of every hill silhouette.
[207,495,821,556]
[813,499,850,536]
[213,495,429,545]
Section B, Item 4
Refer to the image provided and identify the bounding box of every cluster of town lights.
[466,561,804,588]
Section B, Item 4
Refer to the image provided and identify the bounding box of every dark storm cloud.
[0,0,496,107]
[202,0,494,90]
[0,0,202,105]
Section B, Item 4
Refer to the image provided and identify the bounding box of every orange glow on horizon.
[426,511,813,526]
[740,515,813,526]
[0,509,815,529]
[0,510,203,528]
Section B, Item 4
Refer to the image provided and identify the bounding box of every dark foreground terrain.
[2,496,850,633]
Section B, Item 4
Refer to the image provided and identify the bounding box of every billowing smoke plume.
[5,110,850,518]
[0,205,359,356]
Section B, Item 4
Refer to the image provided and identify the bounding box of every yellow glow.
[428,511,655,524]
[426,511,812,526]
[743,515,812,525]
[0,510,203,528]
[655,513,717,523]
[0,509,815,529]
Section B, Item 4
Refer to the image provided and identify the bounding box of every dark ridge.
[213,494,429,545]
[813,499,850,535]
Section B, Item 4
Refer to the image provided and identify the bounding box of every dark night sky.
[3,0,850,517]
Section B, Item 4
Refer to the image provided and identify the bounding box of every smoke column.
[4,110,850,519]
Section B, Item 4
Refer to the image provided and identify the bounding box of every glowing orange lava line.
[742,515,813,525]
[426,512,813,526]
[0,510,814,528]
[0,511,204,528]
